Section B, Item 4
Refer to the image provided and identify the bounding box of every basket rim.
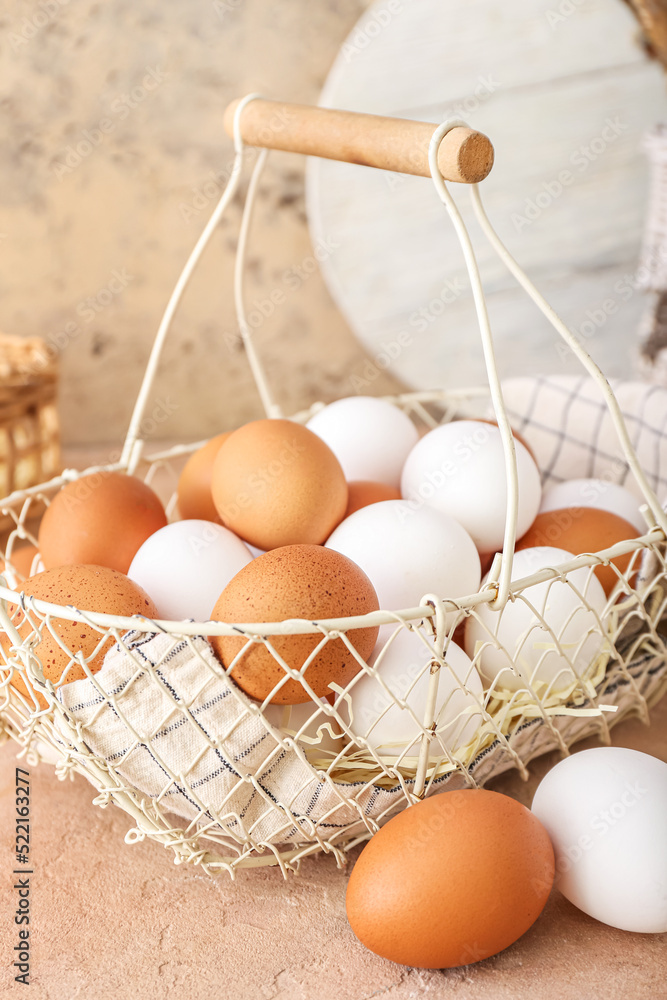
[0,530,659,636]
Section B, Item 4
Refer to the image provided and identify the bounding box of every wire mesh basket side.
[2,102,667,875]
[1,476,666,876]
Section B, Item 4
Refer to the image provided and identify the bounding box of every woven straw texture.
[0,333,60,502]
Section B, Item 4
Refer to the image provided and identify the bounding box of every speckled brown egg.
[38,471,167,573]
[517,507,639,595]
[211,420,348,549]
[210,544,379,704]
[1,564,158,708]
[345,481,402,519]
[177,432,231,523]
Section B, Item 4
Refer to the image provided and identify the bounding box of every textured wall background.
[2,0,663,451]
[1,0,403,447]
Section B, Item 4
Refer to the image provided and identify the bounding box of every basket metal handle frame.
[119,93,667,611]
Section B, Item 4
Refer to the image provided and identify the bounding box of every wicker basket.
[1,99,666,879]
[0,334,60,503]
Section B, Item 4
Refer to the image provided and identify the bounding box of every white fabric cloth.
[57,630,454,846]
[501,375,667,501]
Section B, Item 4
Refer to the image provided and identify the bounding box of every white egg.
[263,698,346,755]
[306,396,418,489]
[344,629,483,760]
[325,500,481,617]
[465,546,608,693]
[127,519,252,621]
[401,420,542,553]
[540,478,645,533]
[532,747,667,933]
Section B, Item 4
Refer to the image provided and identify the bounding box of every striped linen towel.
[56,630,469,847]
[501,375,667,502]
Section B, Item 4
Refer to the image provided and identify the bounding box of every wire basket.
[1,97,667,879]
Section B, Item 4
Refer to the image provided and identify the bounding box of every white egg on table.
[306,395,418,489]
[540,478,645,534]
[263,698,346,755]
[325,500,481,621]
[400,420,542,553]
[344,628,483,760]
[532,747,667,933]
[465,546,608,694]
[127,519,252,621]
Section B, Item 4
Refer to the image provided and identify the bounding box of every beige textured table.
[1,697,666,999]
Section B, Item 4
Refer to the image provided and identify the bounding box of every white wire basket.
[2,97,667,879]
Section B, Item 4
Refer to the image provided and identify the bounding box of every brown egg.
[1,564,158,708]
[177,432,231,522]
[0,543,40,582]
[38,471,167,573]
[345,480,402,518]
[517,507,639,595]
[479,550,497,577]
[346,789,554,969]
[211,419,348,550]
[210,544,379,704]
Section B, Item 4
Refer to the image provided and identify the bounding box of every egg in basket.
[1,96,666,878]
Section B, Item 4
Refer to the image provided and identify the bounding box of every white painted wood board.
[306,0,667,390]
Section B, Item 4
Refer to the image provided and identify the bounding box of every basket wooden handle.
[223,98,494,183]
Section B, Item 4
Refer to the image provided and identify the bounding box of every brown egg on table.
[210,544,379,704]
[517,507,639,595]
[211,419,348,550]
[346,788,555,969]
[1,564,158,708]
[344,480,401,518]
[38,471,167,574]
[177,432,231,523]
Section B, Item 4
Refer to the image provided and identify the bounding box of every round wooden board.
[306,0,666,392]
